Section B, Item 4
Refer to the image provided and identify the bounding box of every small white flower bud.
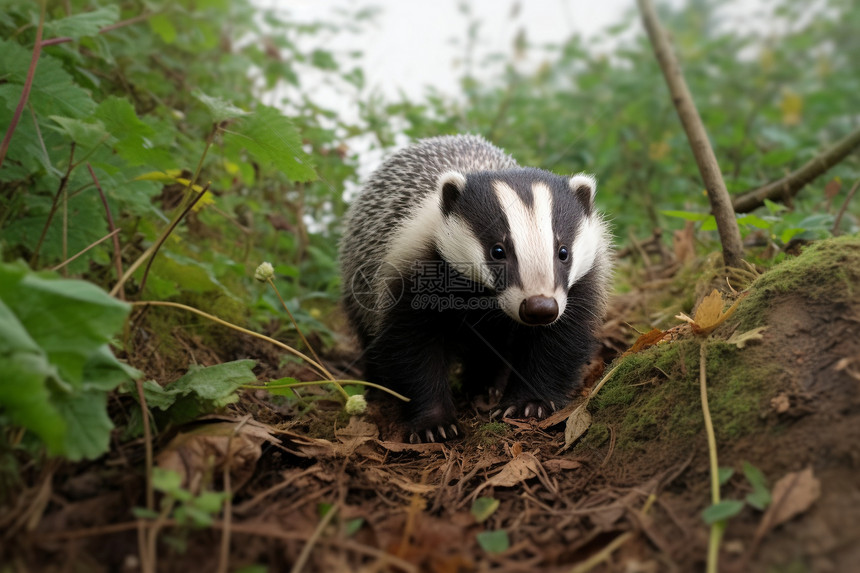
[345,394,367,415]
[254,262,274,282]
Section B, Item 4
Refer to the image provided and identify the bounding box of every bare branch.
[637,0,745,270]
[733,127,860,213]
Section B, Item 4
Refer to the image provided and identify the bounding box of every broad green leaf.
[718,467,734,486]
[225,105,317,182]
[53,388,114,461]
[166,359,257,401]
[476,530,510,554]
[48,115,107,149]
[194,90,249,122]
[736,214,773,230]
[471,497,500,523]
[344,518,364,537]
[702,500,745,524]
[1,265,130,384]
[310,49,338,70]
[43,5,119,40]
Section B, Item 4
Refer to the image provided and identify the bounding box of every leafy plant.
[0,260,138,460]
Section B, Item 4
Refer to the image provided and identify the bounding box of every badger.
[340,134,611,443]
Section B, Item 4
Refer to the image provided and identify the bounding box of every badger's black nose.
[519,296,559,325]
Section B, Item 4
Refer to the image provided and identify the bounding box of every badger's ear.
[569,173,597,216]
[438,171,467,216]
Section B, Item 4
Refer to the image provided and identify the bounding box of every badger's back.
[340,135,517,336]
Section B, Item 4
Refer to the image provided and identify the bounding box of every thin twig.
[31,143,76,267]
[87,163,125,297]
[637,0,744,269]
[50,229,120,271]
[0,1,45,168]
[832,178,860,236]
[134,378,155,514]
[290,503,338,573]
[266,278,335,381]
[138,183,210,295]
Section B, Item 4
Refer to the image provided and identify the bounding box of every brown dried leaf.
[763,467,821,529]
[156,420,277,492]
[543,459,583,472]
[770,393,791,414]
[624,327,666,356]
[376,440,446,454]
[824,178,842,200]
[473,452,542,498]
[562,401,592,451]
[727,326,767,348]
[677,289,746,336]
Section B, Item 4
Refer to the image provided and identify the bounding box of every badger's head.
[434,168,606,326]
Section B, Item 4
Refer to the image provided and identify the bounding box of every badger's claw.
[408,420,462,444]
[497,399,557,421]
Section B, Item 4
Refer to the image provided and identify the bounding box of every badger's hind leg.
[363,318,460,443]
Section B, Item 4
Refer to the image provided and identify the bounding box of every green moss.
[590,338,778,450]
[475,422,510,445]
[735,235,860,330]
[579,422,609,449]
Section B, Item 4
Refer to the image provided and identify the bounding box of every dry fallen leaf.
[624,327,667,356]
[763,466,821,529]
[727,326,767,348]
[473,452,542,498]
[543,459,583,472]
[770,393,791,414]
[156,420,278,493]
[676,289,746,336]
[562,401,592,451]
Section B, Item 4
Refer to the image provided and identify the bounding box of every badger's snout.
[519,295,559,325]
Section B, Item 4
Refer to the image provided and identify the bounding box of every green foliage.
[476,529,510,554]
[702,499,745,525]
[0,261,138,459]
[125,360,258,435]
[374,0,860,243]
[471,496,500,523]
[138,467,229,528]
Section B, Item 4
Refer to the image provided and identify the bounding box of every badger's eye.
[558,246,569,261]
[490,244,506,260]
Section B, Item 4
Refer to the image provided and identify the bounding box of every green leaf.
[149,12,178,44]
[718,467,734,486]
[168,359,257,401]
[310,49,338,70]
[471,497,500,523]
[702,500,745,524]
[194,90,249,122]
[48,115,107,148]
[344,518,364,537]
[742,462,771,510]
[53,388,114,461]
[225,105,317,182]
[152,467,184,495]
[661,210,710,222]
[43,6,119,40]
[736,214,773,230]
[476,530,509,554]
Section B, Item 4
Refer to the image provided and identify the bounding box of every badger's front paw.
[492,399,558,421]
[407,419,461,444]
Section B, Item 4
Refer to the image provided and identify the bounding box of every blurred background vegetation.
[0,0,858,459]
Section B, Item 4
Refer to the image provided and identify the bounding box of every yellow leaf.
[693,289,725,330]
[780,90,803,126]
[135,169,183,183]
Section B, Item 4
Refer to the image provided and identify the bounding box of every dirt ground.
[5,237,860,572]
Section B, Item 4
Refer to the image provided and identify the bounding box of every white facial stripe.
[435,215,494,287]
[568,216,604,287]
[384,193,442,271]
[493,180,556,295]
